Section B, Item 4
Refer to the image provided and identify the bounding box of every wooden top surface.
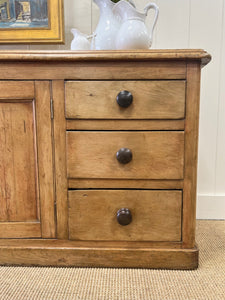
[0,49,211,67]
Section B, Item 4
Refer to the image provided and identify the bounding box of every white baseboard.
[197,195,225,219]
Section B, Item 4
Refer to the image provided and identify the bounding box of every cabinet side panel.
[182,62,201,248]
[0,101,38,222]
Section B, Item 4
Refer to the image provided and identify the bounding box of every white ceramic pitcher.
[71,29,92,50]
[92,0,136,50]
[113,1,159,50]
[91,0,119,50]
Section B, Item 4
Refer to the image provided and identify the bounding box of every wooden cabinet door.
[0,81,55,238]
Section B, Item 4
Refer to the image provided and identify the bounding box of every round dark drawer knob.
[116,148,133,164]
[117,208,132,226]
[116,90,133,108]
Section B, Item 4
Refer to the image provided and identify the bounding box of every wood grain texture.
[67,131,184,180]
[0,81,34,99]
[52,81,68,239]
[0,241,198,269]
[182,62,201,248]
[35,81,55,238]
[66,120,185,131]
[0,239,183,249]
[0,61,186,80]
[65,81,186,120]
[0,50,209,269]
[68,190,182,242]
[0,222,41,238]
[68,179,184,190]
[0,49,211,66]
[0,101,38,222]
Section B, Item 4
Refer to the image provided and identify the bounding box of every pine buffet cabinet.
[0,50,211,269]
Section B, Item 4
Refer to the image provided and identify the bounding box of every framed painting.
[0,0,64,43]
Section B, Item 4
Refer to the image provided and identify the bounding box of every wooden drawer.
[68,190,182,242]
[65,81,186,120]
[67,131,184,180]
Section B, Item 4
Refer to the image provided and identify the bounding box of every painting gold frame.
[0,0,64,44]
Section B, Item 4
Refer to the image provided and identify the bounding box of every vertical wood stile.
[52,80,68,239]
[35,81,56,238]
[182,62,201,248]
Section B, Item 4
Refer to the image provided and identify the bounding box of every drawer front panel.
[67,131,184,180]
[65,81,186,120]
[68,190,182,242]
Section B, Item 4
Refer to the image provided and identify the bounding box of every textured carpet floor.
[0,220,224,300]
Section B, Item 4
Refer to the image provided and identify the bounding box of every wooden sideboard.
[0,50,211,269]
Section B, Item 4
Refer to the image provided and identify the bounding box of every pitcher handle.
[144,3,159,41]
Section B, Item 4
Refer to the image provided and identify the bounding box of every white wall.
[1,0,224,219]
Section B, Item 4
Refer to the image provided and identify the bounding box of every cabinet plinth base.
[0,240,198,270]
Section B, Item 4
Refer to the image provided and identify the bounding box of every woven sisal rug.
[0,220,224,300]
